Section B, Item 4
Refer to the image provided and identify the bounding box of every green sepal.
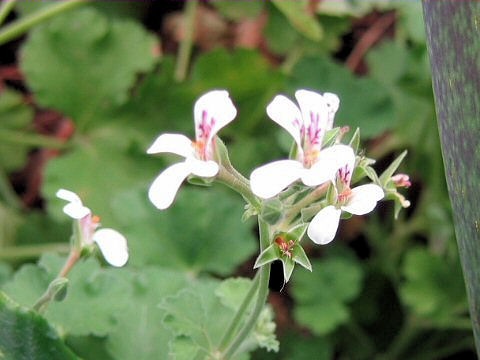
[340,212,352,220]
[241,203,258,222]
[291,244,312,272]
[385,190,410,219]
[187,175,214,187]
[301,204,322,223]
[48,277,69,302]
[286,223,308,242]
[322,127,341,147]
[379,150,407,187]
[213,136,232,168]
[260,198,284,225]
[288,140,299,160]
[253,244,279,269]
[282,257,296,283]
[326,183,337,205]
[350,157,377,185]
[348,128,360,154]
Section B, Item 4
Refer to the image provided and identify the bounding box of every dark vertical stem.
[423,1,480,353]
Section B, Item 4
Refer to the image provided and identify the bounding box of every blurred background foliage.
[0,1,474,359]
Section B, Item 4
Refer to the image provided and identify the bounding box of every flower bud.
[391,174,411,188]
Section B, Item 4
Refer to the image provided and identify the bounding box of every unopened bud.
[392,174,411,188]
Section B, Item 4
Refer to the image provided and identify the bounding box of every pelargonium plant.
[144,89,410,358]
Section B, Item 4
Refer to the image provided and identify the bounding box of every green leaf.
[43,126,159,225]
[379,150,408,187]
[111,186,257,275]
[289,57,395,138]
[0,89,35,172]
[211,1,264,21]
[161,277,277,358]
[291,256,363,335]
[0,291,78,359]
[271,1,323,41]
[21,7,159,129]
[400,248,468,324]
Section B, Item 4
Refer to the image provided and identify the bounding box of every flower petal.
[341,184,384,215]
[250,160,304,199]
[56,188,81,203]
[56,189,90,219]
[148,162,191,210]
[146,133,193,158]
[63,202,91,220]
[194,90,237,144]
[302,144,355,186]
[323,92,340,130]
[295,89,328,145]
[186,158,219,178]
[266,95,303,154]
[93,228,128,267]
[307,205,342,245]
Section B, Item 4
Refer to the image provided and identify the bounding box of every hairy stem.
[217,166,261,211]
[32,249,80,313]
[0,1,86,46]
[218,271,260,351]
[283,182,329,225]
[222,218,271,359]
[174,0,197,82]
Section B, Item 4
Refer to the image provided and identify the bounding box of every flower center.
[303,149,320,168]
[337,187,352,206]
[275,236,295,259]
[195,110,216,160]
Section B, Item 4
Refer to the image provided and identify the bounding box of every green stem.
[283,182,329,225]
[0,129,68,149]
[32,248,80,313]
[174,0,197,82]
[0,1,86,46]
[217,166,261,212]
[218,271,260,351]
[0,1,16,26]
[222,218,271,359]
[377,318,419,360]
[0,243,70,261]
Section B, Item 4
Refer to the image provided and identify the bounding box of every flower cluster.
[147,89,409,279]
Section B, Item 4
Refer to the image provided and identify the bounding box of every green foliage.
[291,256,364,335]
[271,1,323,41]
[21,7,159,129]
[0,89,34,172]
[110,186,256,275]
[0,291,78,360]
[401,248,468,325]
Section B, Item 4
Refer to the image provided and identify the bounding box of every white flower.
[56,189,129,267]
[306,155,384,245]
[147,90,237,209]
[250,89,354,199]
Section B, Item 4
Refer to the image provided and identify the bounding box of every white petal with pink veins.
[341,184,384,215]
[146,133,194,158]
[301,144,355,186]
[148,162,192,210]
[266,95,303,154]
[186,158,219,178]
[193,90,237,144]
[295,89,328,138]
[307,205,342,245]
[93,228,129,267]
[250,160,305,199]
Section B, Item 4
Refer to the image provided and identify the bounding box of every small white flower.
[250,89,354,199]
[56,189,129,267]
[307,155,384,245]
[147,90,237,209]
